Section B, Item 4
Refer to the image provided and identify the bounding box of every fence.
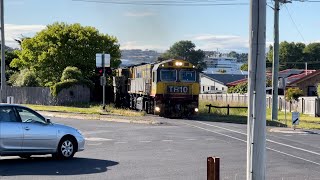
[3,85,90,105]
[200,93,320,117]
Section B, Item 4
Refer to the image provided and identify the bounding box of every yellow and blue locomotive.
[113,59,200,117]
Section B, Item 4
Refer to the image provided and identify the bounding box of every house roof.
[287,70,320,86]
[202,74,247,85]
[227,78,248,86]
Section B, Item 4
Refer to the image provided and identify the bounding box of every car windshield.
[180,70,196,82]
[160,69,177,82]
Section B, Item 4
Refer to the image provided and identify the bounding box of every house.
[200,74,247,94]
[287,70,320,96]
[226,69,319,96]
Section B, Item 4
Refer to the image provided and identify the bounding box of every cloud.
[190,34,249,52]
[120,41,167,52]
[4,24,46,48]
[124,11,155,17]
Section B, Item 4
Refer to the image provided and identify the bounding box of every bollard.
[207,157,220,180]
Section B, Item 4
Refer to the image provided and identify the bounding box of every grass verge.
[198,100,320,130]
[24,103,145,117]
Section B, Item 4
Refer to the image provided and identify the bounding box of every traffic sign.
[96,54,110,67]
[292,112,300,125]
[100,76,107,86]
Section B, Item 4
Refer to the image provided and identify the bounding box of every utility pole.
[271,0,280,121]
[247,0,266,179]
[102,53,106,110]
[0,0,5,103]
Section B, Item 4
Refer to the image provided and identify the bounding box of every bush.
[10,69,39,87]
[50,79,94,97]
[61,66,83,81]
[228,82,248,94]
[285,88,303,101]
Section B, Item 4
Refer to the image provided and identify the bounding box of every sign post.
[96,53,110,110]
[292,112,300,130]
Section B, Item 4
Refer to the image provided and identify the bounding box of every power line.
[284,4,306,43]
[71,0,249,6]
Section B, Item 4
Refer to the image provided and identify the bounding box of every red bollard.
[207,157,220,180]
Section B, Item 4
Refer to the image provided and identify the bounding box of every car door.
[0,106,23,155]
[15,107,57,153]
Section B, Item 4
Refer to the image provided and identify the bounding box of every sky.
[5,0,320,52]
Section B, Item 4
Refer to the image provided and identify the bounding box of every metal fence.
[200,93,320,117]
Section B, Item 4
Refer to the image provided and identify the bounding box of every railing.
[206,104,248,115]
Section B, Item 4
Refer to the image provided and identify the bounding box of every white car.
[0,104,85,159]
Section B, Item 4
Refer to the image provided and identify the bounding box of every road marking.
[114,141,128,144]
[196,121,246,135]
[85,137,113,141]
[182,121,320,166]
[196,121,320,157]
[267,147,320,166]
[185,138,197,141]
[162,140,173,142]
[139,141,151,143]
[182,122,246,143]
[87,143,103,146]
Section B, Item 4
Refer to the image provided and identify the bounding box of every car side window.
[0,107,19,122]
[16,108,46,124]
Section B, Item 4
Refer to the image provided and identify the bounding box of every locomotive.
[113,59,200,117]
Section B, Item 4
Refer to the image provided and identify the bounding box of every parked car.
[0,104,85,159]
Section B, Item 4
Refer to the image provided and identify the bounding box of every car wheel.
[56,138,76,159]
[19,155,31,159]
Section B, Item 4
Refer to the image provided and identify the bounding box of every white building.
[200,74,247,94]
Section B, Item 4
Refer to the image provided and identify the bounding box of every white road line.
[182,122,246,143]
[185,139,197,141]
[87,143,103,146]
[162,140,173,142]
[139,141,151,143]
[267,147,320,166]
[85,137,113,141]
[183,121,320,166]
[114,141,128,144]
[196,121,320,156]
[197,121,246,135]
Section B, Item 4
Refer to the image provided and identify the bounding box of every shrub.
[10,69,39,87]
[61,66,83,81]
[285,88,303,101]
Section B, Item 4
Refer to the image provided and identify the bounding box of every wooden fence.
[200,93,320,117]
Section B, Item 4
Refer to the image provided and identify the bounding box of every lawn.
[24,103,145,117]
[198,100,320,130]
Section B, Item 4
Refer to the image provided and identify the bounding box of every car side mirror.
[46,118,51,124]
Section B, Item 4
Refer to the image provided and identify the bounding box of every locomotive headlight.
[175,62,183,66]
[155,107,161,112]
[195,108,199,112]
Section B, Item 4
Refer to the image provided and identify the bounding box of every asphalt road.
[1,115,320,180]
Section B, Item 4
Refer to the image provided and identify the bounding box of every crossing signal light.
[96,67,112,76]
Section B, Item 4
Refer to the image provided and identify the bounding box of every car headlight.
[155,107,161,112]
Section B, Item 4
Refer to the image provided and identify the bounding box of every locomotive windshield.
[180,70,196,82]
[160,69,177,81]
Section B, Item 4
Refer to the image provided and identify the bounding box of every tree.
[240,63,248,71]
[10,22,121,86]
[160,40,206,71]
[304,43,320,69]
[267,42,305,70]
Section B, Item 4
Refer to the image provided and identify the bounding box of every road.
[1,115,320,179]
